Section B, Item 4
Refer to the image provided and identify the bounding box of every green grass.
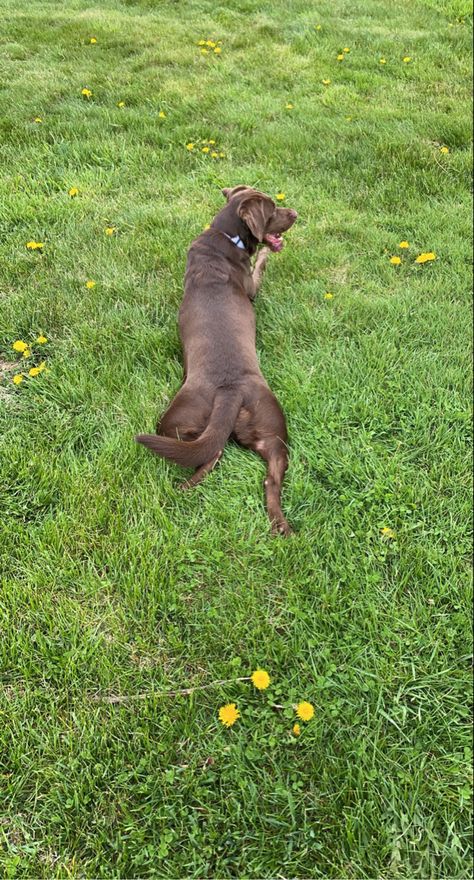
[0,0,472,876]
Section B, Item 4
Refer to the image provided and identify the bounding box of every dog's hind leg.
[179,450,223,490]
[234,389,292,535]
[156,386,210,440]
[256,437,292,536]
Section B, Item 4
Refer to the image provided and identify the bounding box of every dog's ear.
[222,185,251,202]
[238,195,275,241]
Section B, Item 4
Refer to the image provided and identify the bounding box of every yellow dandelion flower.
[403,56,411,63]
[203,224,211,230]
[85,280,96,289]
[214,47,222,54]
[296,701,315,722]
[276,192,286,201]
[337,53,344,61]
[186,143,195,150]
[315,24,322,31]
[322,78,331,85]
[13,374,24,385]
[415,252,436,264]
[208,140,216,144]
[390,255,402,265]
[381,527,396,539]
[197,40,206,46]
[158,111,166,118]
[440,146,449,154]
[12,340,28,353]
[201,146,210,153]
[251,669,270,690]
[22,349,31,359]
[68,187,79,197]
[292,723,301,736]
[343,47,350,53]
[26,241,43,250]
[90,37,97,44]
[117,101,125,108]
[104,226,116,236]
[36,335,47,344]
[201,48,209,54]
[399,241,410,248]
[219,152,225,158]
[218,703,240,727]
[286,102,294,109]
[211,151,219,158]
[34,116,43,123]
[29,367,41,377]
[81,88,92,98]
[324,292,334,299]
[379,58,386,64]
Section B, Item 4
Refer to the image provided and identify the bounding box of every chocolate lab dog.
[136,185,297,535]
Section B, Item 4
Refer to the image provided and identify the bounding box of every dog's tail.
[136,387,243,468]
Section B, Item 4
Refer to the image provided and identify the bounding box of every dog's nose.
[288,209,298,220]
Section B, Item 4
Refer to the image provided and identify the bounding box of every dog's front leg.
[249,246,270,300]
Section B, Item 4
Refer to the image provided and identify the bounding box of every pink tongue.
[264,234,283,252]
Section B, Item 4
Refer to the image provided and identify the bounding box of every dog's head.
[221,185,297,252]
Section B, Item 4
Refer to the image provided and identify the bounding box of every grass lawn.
[0,0,472,876]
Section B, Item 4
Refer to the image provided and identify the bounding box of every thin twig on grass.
[92,676,251,704]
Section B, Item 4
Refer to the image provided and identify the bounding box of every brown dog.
[136,185,297,535]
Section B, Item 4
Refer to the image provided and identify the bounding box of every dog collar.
[223,232,247,250]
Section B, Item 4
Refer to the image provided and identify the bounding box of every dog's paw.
[272,520,294,537]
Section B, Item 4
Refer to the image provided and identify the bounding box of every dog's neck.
[222,233,246,250]
[211,203,258,255]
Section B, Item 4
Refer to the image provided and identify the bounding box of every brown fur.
[136,185,297,535]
